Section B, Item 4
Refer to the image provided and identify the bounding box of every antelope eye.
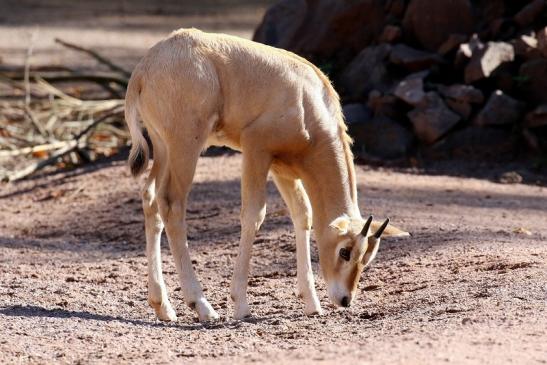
[339,247,351,261]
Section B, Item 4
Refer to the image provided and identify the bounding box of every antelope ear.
[362,237,381,267]
[371,221,410,237]
[329,215,351,235]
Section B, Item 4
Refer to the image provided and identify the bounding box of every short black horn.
[360,215,373,236]
[374,218,390,238]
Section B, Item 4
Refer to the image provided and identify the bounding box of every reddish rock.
[524,105,547,128]
[519,59,547,104]
[514,0,545,28]
[255,0,386,63]
[438,84,484,104]
[537,27,547,58]
[389,44,441,71]
[407,92,461,144]
[252,0,307,49]
[379,25,402,44]
[402,0,474,51]
[438,34,468,55]
[385,0,406,19]
[464,41,514,83]
[367,91,408,121]
[474,90,524,126]
[445,99,473,120]
[338,44,393,99]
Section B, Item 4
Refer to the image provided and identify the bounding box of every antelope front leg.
[295,227,322,315]
[231,150,270,319]
[272,174,321,315]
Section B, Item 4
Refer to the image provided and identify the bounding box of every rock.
[524,105,547,128]
[514,0,545,28]
[407,92,461,144]
[474,90,524,126]
[338,44,393,100]
[445,99,472,120]
[385,0,406,19]
[438,33,468,55]
[394,76,425,106]
[498,171,523,184]
[349,115,414,159]
[519,59,547,104]
[252,0,307,49]
[389,44,441,71]
[367,91,407,120]
[425,126,516,159]
[255,0,385,63]
[537,27,547,58]
[342,103,373,125]
[464,41,515,83]
[438,84,484,104]
[512,33,541,60]
[379,25,402,44]
[402,0,474,51]
[458,34,483,58]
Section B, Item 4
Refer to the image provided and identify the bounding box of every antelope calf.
[125,28,408,322]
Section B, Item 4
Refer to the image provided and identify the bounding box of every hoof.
[304,306,323,316]
[199,309,220,322]
[233,303,251,320]
[194,298,220,322]
[152,302,178,322]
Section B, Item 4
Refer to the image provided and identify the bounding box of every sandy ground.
[1,154,546,364]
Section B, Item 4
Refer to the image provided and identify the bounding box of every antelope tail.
[124,69,149,177]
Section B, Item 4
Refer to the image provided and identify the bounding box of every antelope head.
[320,215,406,308]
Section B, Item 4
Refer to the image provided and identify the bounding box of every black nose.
[341,296,350,307]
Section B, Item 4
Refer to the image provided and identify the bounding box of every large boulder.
[348,115,414,159]
[252,0,307,50]
[424,126,516,159]
[513,0,546,28]
[253,0,386,64]
[407,92,461,144]
[464,41,515,83]
[474,90,524,126]
[402,0,474,52]
[338,44,393,100]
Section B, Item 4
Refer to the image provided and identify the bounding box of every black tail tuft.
[129,145,146,177]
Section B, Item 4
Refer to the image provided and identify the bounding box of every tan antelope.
[125,28,409,322]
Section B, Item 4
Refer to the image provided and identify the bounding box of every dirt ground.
[1,154,546,364]
[0,0,275,70]
[1,1,546,364]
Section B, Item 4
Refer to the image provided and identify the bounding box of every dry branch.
[5,109,123,182]
[55,38,131,79]
[0,41,130,181]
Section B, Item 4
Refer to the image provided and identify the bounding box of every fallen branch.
[5,108,123,182]
[55,38,131,79]
[0,70,128,87]
[0,140,71,158]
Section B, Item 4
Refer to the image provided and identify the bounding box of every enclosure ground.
[1,155,546,364]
